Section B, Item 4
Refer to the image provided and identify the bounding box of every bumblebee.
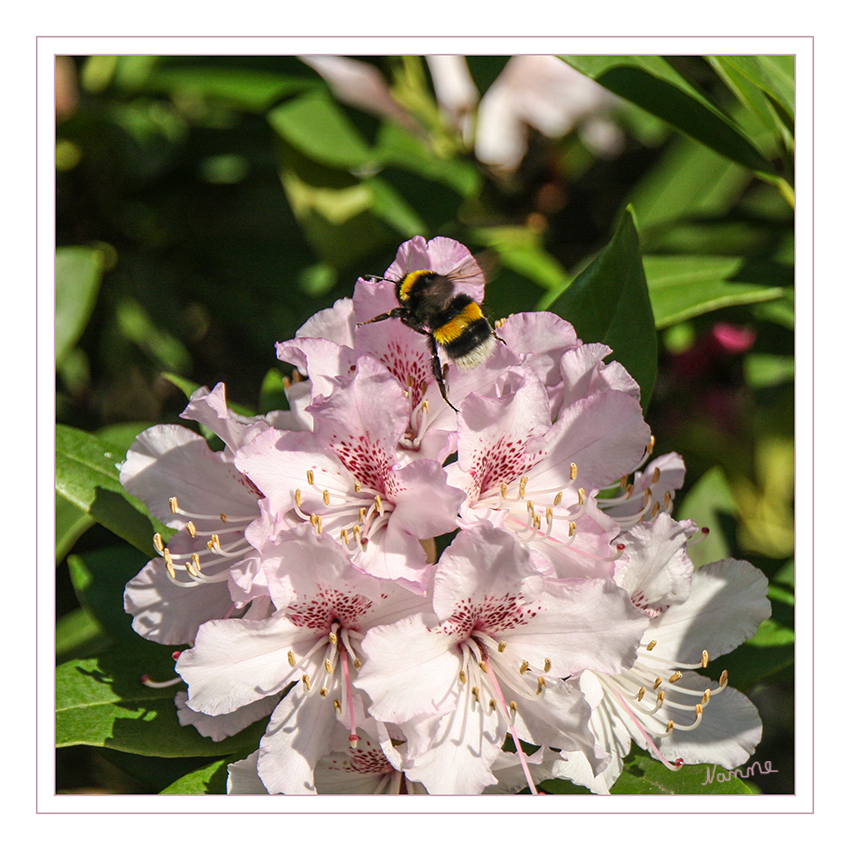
[357,256,501,412]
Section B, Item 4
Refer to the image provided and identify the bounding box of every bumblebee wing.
[445,251,497,303]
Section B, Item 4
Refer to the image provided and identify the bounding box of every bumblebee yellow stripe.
[433,302,484,345]
[398,269,433,302]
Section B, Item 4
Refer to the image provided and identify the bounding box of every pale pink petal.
[400,703,503,794]
[227,751,268,794]
[656,674,763,769]
[179,383,271,454]
[357,613,460,724]
[120,424,261,527]
[175,690,277,742]
[177,612,315,715]
[614,513,699,615]
[649,559,771,661]
[559,342,641,409]
[506,576,649,677]
[300,55,419,134]
[257,685,343,794]
[497,311,579,396]
[124,555,234,645]
[527,390,651,493]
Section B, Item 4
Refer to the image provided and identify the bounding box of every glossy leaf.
[68,546,150,644]
[160,759,230,794]
[544,207,657,409]
[643,254,788,328]
[56,607,108,664]
[711,56,794,122]
[55,424,170,554]
[56,493,95,563]
[707,57,794,146]
[56,646,265,757]
[561,56,777,178]
[55,246,106,365]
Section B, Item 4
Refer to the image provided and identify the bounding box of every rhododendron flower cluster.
[120,236,770,795]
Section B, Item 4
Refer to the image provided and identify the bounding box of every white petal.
[227,751,269,794]
[649,559,771,661]
[357,614,460,724]
[175,691,278,742]
[177,613,315,715]
[657,673,763,770]
[257,686,341,794]
[124,557,234,645]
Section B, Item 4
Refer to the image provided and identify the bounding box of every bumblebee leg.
[356,307,407,328]
[427,335,458,413]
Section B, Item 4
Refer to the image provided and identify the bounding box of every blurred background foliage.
[55,53,794,795]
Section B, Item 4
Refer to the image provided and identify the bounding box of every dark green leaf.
[561,56,777,177]
[55,246,106,365]
[643,255,788,328]
[68,546,150,645]
[160,759,230,794]
[56,493,96,563]
[712,56,794,122]
[611,752,754,794]
[56,607,109,664]
[544,207,657,410]
[707,57,794,146]
[56,646,265,757]
[55,424,170,554]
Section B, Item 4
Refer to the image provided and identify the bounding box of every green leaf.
[56,646,265,757]
[160,759,230,794]
[611,752,754,794]
[56,493,96,563]
[561,56,777,178]
[269,89,374,169]
[258,368,290,414]
[712,56,794,122]
[744,353,795,388]
[543,207,657,409]
[55,246,106,365]
[642,255,788,328]
[55,424,170,554]
[68,546,150,645]
[677,467,737,568]
[707,57,794,147]
[57,423,156,563]
[56,607,109,664]
[473,226,571,292]
[144,67,318,112]
[628,133,752,240]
